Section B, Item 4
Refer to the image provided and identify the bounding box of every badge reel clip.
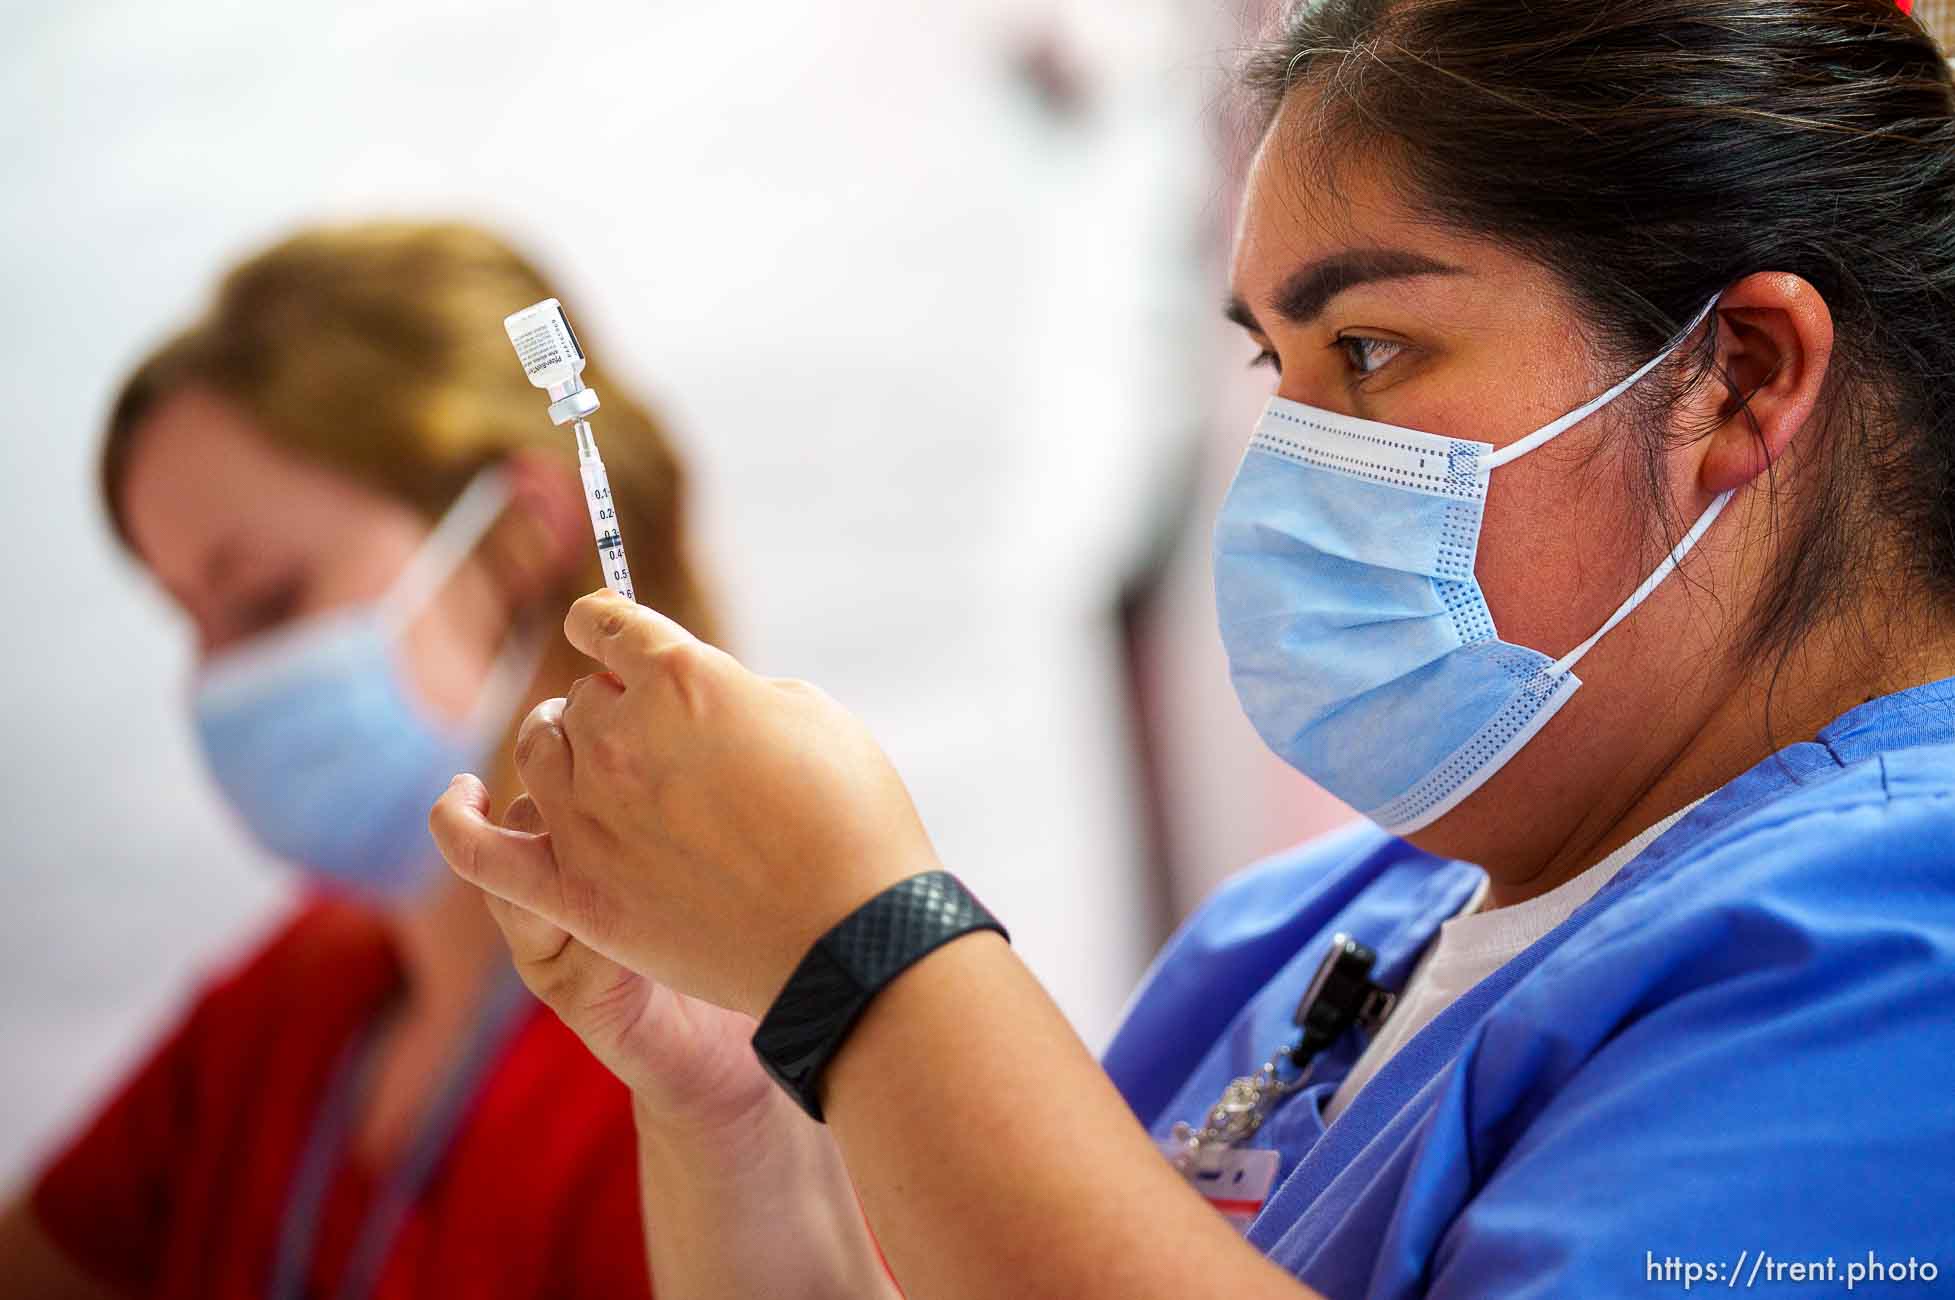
[1167,933,1396,1179]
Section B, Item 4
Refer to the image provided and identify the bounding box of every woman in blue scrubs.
[428,0,1955,1295]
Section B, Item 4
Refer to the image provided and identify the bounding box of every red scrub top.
[31,897,653,1299]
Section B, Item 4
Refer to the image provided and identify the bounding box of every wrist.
[633,1081,819,1182]
[633,1069,906,1300]
[752,869,1009,1122]
[819,928,1012,1117]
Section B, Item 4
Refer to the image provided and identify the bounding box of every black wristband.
[751,870,1008,1122]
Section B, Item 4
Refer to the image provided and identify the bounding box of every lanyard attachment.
[268,969,532,1300]
[1166,933,1395,1177]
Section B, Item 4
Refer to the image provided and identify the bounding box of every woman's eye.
[1248,347,1281,374]
[1335,335,1405,377]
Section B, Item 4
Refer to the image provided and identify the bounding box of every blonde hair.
[100,221,720,659]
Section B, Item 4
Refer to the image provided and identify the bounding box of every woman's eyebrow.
[1225,248,1466,332]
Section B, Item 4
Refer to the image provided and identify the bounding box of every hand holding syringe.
[503,299,635,602]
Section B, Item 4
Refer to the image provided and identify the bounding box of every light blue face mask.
[1214,299,1729,835]
[191,470,542,899]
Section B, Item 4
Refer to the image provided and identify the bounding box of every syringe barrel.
[580,458,635,601]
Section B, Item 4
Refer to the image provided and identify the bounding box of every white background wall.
[0,0,1352,1186]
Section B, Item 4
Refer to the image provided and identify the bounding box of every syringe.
[502,298,635,603]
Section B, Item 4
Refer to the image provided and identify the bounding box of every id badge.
[1158,1140,1281,1235]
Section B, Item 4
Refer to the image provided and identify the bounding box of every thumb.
[430,774,566,924]
[481,891,574,969]
[480,794,577,965]
[502,791,550,836]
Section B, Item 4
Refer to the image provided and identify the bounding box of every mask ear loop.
[1548,487,1734,678]
[1482,297,1721,471]
[377,467,516,641]
[1475,295,1731,678]
[373,465,549,748]
[460,615,550,747]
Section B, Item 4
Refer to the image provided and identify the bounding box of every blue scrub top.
[1104,676,1955,1297]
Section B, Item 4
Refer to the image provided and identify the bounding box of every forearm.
[823,934,1322,1300]
[635,1093,901,1300]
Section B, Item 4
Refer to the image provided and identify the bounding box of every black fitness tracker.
[751,870,1009,1121]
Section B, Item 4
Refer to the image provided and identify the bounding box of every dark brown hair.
[1243,0,1955,669]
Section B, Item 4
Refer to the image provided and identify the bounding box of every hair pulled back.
[1245,0,1955,665]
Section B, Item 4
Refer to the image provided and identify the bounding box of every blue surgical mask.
[191,470,542,898]
[1214,299,1729,835]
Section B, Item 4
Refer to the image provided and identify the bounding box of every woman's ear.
[483,448,587,607]
[1695,272,1835,494]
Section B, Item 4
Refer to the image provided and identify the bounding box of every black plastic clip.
[1285,933,1398,1072]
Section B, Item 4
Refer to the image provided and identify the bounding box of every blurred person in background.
[0,223,712,1299]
